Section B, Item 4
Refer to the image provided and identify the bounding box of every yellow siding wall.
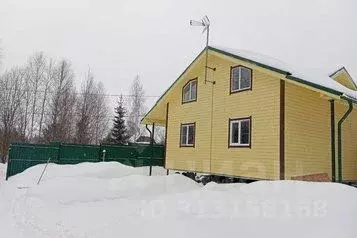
[165,58,211,173]
[335,103,357,181]
[285,83,357,181]
[166,54,281,180]
[285,83,331,178]
[165,51,357,181]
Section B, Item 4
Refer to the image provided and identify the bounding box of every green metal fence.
[5,143,164,179]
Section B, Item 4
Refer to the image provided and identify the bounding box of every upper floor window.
[182,78,197,103]
[180,123,195,147]
[230,66,252,93]
[229,117,251,147]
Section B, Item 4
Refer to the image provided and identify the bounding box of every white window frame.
[229,117,251,147]
[230,66,252,93]
[180,123,195,147]
[182,79,197,103]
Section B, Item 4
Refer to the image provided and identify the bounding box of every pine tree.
[110,95,129,144]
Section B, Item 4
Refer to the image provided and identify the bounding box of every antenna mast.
[190,15,215,84]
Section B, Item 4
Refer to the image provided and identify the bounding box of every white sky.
[1,0,356,109]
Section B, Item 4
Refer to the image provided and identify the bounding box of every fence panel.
[6,143,165,179]
[101,144,139,167]
[58,144,100,164]
[6,144,59,179]
[137,144,165,167]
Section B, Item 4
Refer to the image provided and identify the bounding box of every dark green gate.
[5,143,164,179]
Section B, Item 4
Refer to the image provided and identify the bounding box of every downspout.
[329,100,335,182]
[337,98,353,183]
[209,81,215,173]
[145,124,155,176]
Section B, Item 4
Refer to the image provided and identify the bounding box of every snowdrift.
[0,162,356,238]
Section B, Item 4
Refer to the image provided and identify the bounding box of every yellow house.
[142,46,357,182]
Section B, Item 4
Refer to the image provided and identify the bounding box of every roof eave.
[208,46,290,76]
[341,94,357,104]
[141,48,207,124]
[286,75,343,97]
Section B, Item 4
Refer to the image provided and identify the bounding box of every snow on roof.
[211,46,357,102]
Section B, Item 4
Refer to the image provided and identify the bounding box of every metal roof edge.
[285,75,342,96]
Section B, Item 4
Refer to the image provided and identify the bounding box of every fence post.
[56,143,61,164]
[146,124,154,176]
[150,123,156,176]
[102,149,106,162]
[5,147,11,180]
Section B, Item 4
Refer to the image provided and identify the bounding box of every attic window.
[230,66,252,93]
[182,78,197,103]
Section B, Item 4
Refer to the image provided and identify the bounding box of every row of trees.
[0,53,109,157]
[0,52,155,162]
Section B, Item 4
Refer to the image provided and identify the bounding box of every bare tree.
[42,60,76,142]
[154,126,166,145]
[127,75,146,141]
[18,69,32,141]
[0,41,3,68]
[38,58,55,139]
[27,52,47,140]
[0,67,26,160]
[74,70,109,144]
[74,69,96,144]
[91,81,110,144]
[0,44,2,67]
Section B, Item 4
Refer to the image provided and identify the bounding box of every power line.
[0,88,160,98]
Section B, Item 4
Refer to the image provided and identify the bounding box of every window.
[182,79,197,103]
[230,66,252,93]
[229,117,251,147]
[180,123,195,147]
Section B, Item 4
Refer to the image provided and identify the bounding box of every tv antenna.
[190,16,216,84]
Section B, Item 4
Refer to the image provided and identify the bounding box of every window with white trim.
[182,79,197,103]
[231,66,252,92]
[180,123,195,147]
[229,117,251,147]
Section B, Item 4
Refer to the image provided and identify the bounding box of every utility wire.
[0,88,160,98]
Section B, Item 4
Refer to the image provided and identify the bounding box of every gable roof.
[210,46,357,100]
[142,46,357,125]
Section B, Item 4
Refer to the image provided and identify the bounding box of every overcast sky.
[1,0,356,108]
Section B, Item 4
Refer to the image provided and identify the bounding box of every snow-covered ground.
[0,162,357,238]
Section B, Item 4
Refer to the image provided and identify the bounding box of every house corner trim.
[164,103,169,168]
[280,80,285,180]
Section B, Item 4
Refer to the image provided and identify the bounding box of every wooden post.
[149,123,155,176]
[165,103,169,176]
[102,150,106,162]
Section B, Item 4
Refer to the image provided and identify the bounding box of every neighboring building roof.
[328,66,357,90]
[142,45,357,125]
[136,136,155,144]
